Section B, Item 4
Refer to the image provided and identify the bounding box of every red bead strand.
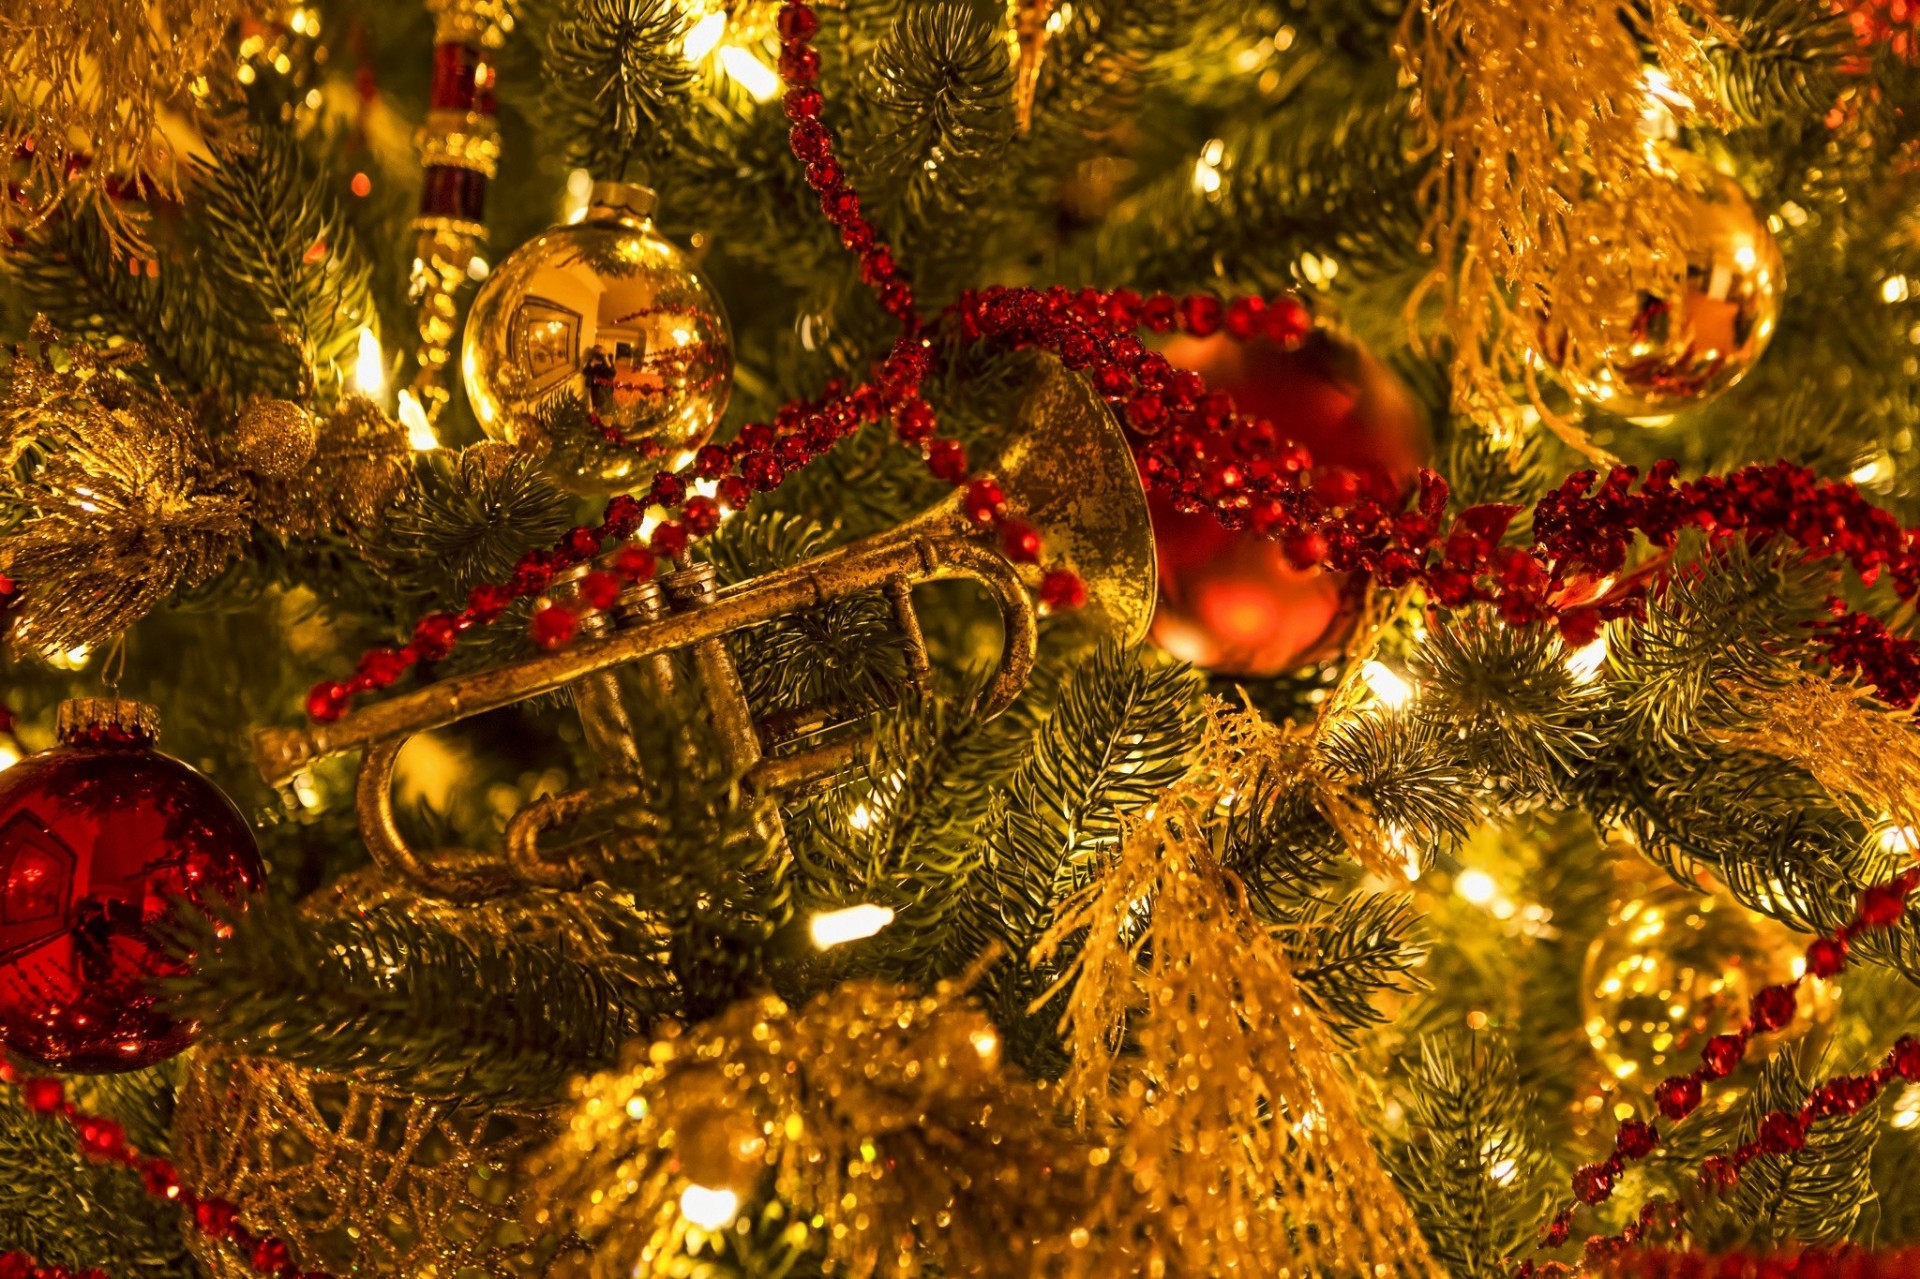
[1524,871,1918,1268]
[1,1060,327,1279]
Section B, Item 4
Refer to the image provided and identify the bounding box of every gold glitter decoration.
[0,0,243,254]
[1006,0,1059,133]
[1032,703,1443,1278]
[172,866,664,1279]
[251,396,412,541]
[1730,677,1920,840]
[1397,0,1730,459]
[526,969,1131,1279]
[233,398,319,480]
[0,321,251,652]
[173,1052,552,1279]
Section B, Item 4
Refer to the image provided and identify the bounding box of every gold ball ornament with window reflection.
[1581,880,1830,1092]
[462,182,732,495]
[1538,154,1784,420]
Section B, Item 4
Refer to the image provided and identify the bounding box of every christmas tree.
[2,0,1920,1274]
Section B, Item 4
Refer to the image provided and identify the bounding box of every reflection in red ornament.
[0,702,263,1072]
[1147,329,1429,675]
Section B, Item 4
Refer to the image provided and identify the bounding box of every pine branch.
[1284,892,1425,1042]
[168,890,673,1103]
[542,0,695,182]
[1390,1031,1556,1278]
[369,447,575,606]
[1412,615,1599,794]
[192,131,377,402]
[0,1091,196,1279]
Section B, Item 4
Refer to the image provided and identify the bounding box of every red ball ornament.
[1147,328,1429,675]
[0,699,264,1072]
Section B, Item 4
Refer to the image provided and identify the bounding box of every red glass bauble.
[1149,329,1428,675]
[0,699,263,1072]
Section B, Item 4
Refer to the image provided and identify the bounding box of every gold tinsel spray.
[1032,702,1443,1278]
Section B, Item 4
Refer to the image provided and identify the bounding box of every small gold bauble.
[1581,880,1827,1092]
[462,181,732,495]
[234,397,318,479]
[1538,154,1784,421]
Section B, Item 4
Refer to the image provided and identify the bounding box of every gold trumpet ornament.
[254,360,1155,900]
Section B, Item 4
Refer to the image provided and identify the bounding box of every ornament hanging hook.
[100,633,127,697]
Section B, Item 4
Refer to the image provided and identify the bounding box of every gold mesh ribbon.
[1032,703,1443,1277]
[1728,676,1920,848]
[1397,0,1729,459]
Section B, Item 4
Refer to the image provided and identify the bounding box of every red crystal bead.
[1000,520,1042,564]
[1543,1213,1572,1248]
[778,44,820,83]
[1282,530,1329,569]
[648,471,688,508]
[783,87,822,120]
[412,612,460,660]
[560,527,603,560]
[963,479,1005,525]
[530,604,577,650]
[250,1238,292,1276]
[1039,569,1088,611]
[1614,1118,1659,1160]
[650,521,690,559]
[740,452,784,491]
[925,439,969,484]
[1180,294,1222,337]
[1700,1154,1739,1192]
[1262,294,1312,346]
[1806,935,1848,978]
[0,1252,30,1279]
[1701,1032,1747,1078]
[76,1115,128,1162]
[195,1197,240,1237]
[20,1077,63,1113]
[789,119,832,163]
[1571,1160,1615,1205]
[1858,881,1909,928]
[777,2,819,42]
[718,475,754,509]
[611,545,656,582]
[682,495,722,537]
[1654,1074,1702,1122]
[356,648,409,688]
[466,582,512,622]
[141,1157,184,1200]
[694,446,732,479]
[895,400,937,443]
[1758,1110,1806,1154]
[1748,983,1799,1033]
[305,680,350,724]
[580,571,622,611]
[1892,1036,1920,1080]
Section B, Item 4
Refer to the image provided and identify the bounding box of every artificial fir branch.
[541,0,696,182]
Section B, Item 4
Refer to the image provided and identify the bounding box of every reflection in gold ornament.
[462,182,732,495]
[1538,153,1784,420]
[1581,877,1828,1092]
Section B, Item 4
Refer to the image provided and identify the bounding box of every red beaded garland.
[0,1062,328,1278]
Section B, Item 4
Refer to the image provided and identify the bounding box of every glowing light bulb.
[678,1183,739,1230]
[353,328,387,403]
[809,903,895,948]
[718,46,782,102]
[683,10,727,62]
[397,390,439,451]
[1565,635,1609,683]
[1360,660,1413,709]
[0,743,19,772]
[1456,868,1498,906]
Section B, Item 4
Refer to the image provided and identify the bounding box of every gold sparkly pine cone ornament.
[1536,152,1784,421]
[232,398,318,480]
[462,181,733,496]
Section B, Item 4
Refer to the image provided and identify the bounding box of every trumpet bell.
[911,356,1157,645]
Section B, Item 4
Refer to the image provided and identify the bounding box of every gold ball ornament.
[1581,880,1829,1093]
[462,181,732,495]
[233,398,318,479]
[1538,154,1784,421]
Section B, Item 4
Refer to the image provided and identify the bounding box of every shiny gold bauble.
[462,181,732,495]
[1538,154,1784,421]
[1581,880,1828,1092]
[233,397,317,479]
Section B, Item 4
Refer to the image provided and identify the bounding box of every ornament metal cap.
[56,697,161,746]
[587,181,659,222]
